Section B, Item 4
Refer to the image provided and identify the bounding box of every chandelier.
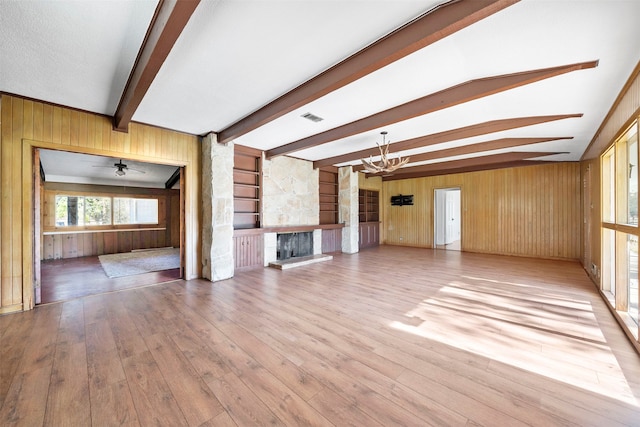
[361,131,410,174]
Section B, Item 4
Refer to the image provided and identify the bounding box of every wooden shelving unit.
[233,151,261,229]
[359,189,379,223]
[358,189,380,248]
[319,169,339,224]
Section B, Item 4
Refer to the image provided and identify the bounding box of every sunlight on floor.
[389,279,639,407]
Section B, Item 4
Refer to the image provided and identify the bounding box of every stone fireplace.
[276,231,313,260]
[264,228,326,267]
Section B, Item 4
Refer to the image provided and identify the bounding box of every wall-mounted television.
[391,194,413,206]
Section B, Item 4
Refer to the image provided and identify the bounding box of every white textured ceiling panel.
[0,0,157,114]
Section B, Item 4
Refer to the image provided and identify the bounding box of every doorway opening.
[34,148,185,304]
[434,187,461,251]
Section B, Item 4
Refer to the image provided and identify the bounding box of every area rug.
[98,248,180,278]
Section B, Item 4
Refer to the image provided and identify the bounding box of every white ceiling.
[39,150,179,189]
[2,0,640,182]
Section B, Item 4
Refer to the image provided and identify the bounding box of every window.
[114,198,159,225]
[601,120,640,336]
[54,195,159,228]
[55,195,111,226]
[602,147,615,223]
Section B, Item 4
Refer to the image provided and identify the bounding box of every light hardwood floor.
[1,246,639,426]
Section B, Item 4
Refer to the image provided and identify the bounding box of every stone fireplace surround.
[264,227,323,267]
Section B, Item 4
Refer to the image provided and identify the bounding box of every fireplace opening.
[276,232,313,260]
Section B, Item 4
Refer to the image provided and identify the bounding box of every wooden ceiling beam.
[381,159,557,181]
[368,151,562,178]
[352,136,572,172]
[267,61,596,159]
[113,0,201,132]
[313,114,582,168]
[217,0,519,144]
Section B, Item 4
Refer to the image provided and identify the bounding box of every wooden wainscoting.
[42,230,172,260]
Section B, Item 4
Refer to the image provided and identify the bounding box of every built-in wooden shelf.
[319,169,339,225]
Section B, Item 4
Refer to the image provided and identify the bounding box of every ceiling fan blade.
[125,168,146,174]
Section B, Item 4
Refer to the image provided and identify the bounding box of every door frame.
[433,186,462,250]
[26,141,188,307]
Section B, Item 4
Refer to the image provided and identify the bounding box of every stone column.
[201,133,234,281]
[338,166,359,254]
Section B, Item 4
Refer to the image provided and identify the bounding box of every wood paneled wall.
[0,94,201,313]
[380,162,581,260]
[42,230,172,260]
[581,158,601,282]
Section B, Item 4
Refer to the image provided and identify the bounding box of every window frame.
[47,190,165,232]
[601,119,640,337]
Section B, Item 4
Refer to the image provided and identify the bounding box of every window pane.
[55,196,68,226]
[114,198,158,225]
[54,195,110,226]
[602,228,616,303]
[627,126,638,226]
[630,234,639,326]
[83,197,111,225]
[602,147,615,223]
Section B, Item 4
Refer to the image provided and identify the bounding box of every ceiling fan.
[93,159,146,176]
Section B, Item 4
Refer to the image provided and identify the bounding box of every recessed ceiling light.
[301,112,324,123]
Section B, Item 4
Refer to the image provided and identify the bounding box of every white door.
[445,189,461,244]
[434,188,461,250]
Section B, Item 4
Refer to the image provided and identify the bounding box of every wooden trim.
[179,166,185,278]
[582,59,640,160]
[318,165,338,174]
[114,0,201,132]
[598,288,640,353]
[33,148,41,305]
[234,144,262,157]
[217,0,519,144]
[165,167,181,189]
[371,151,561,177]
[24,139,189,167]
[43,224,167,233]
[233,223,344,237]
[352,137,572,172]
[601,222,638,234]
[20,138,193,308]
[0,303,23,315]
[45,182,179,195]
[313,114,582,168]
[43,227,166,235]
[267,62,596,159]
[22,141,35,310]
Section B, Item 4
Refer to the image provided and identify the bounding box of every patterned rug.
[98,248,180,278]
